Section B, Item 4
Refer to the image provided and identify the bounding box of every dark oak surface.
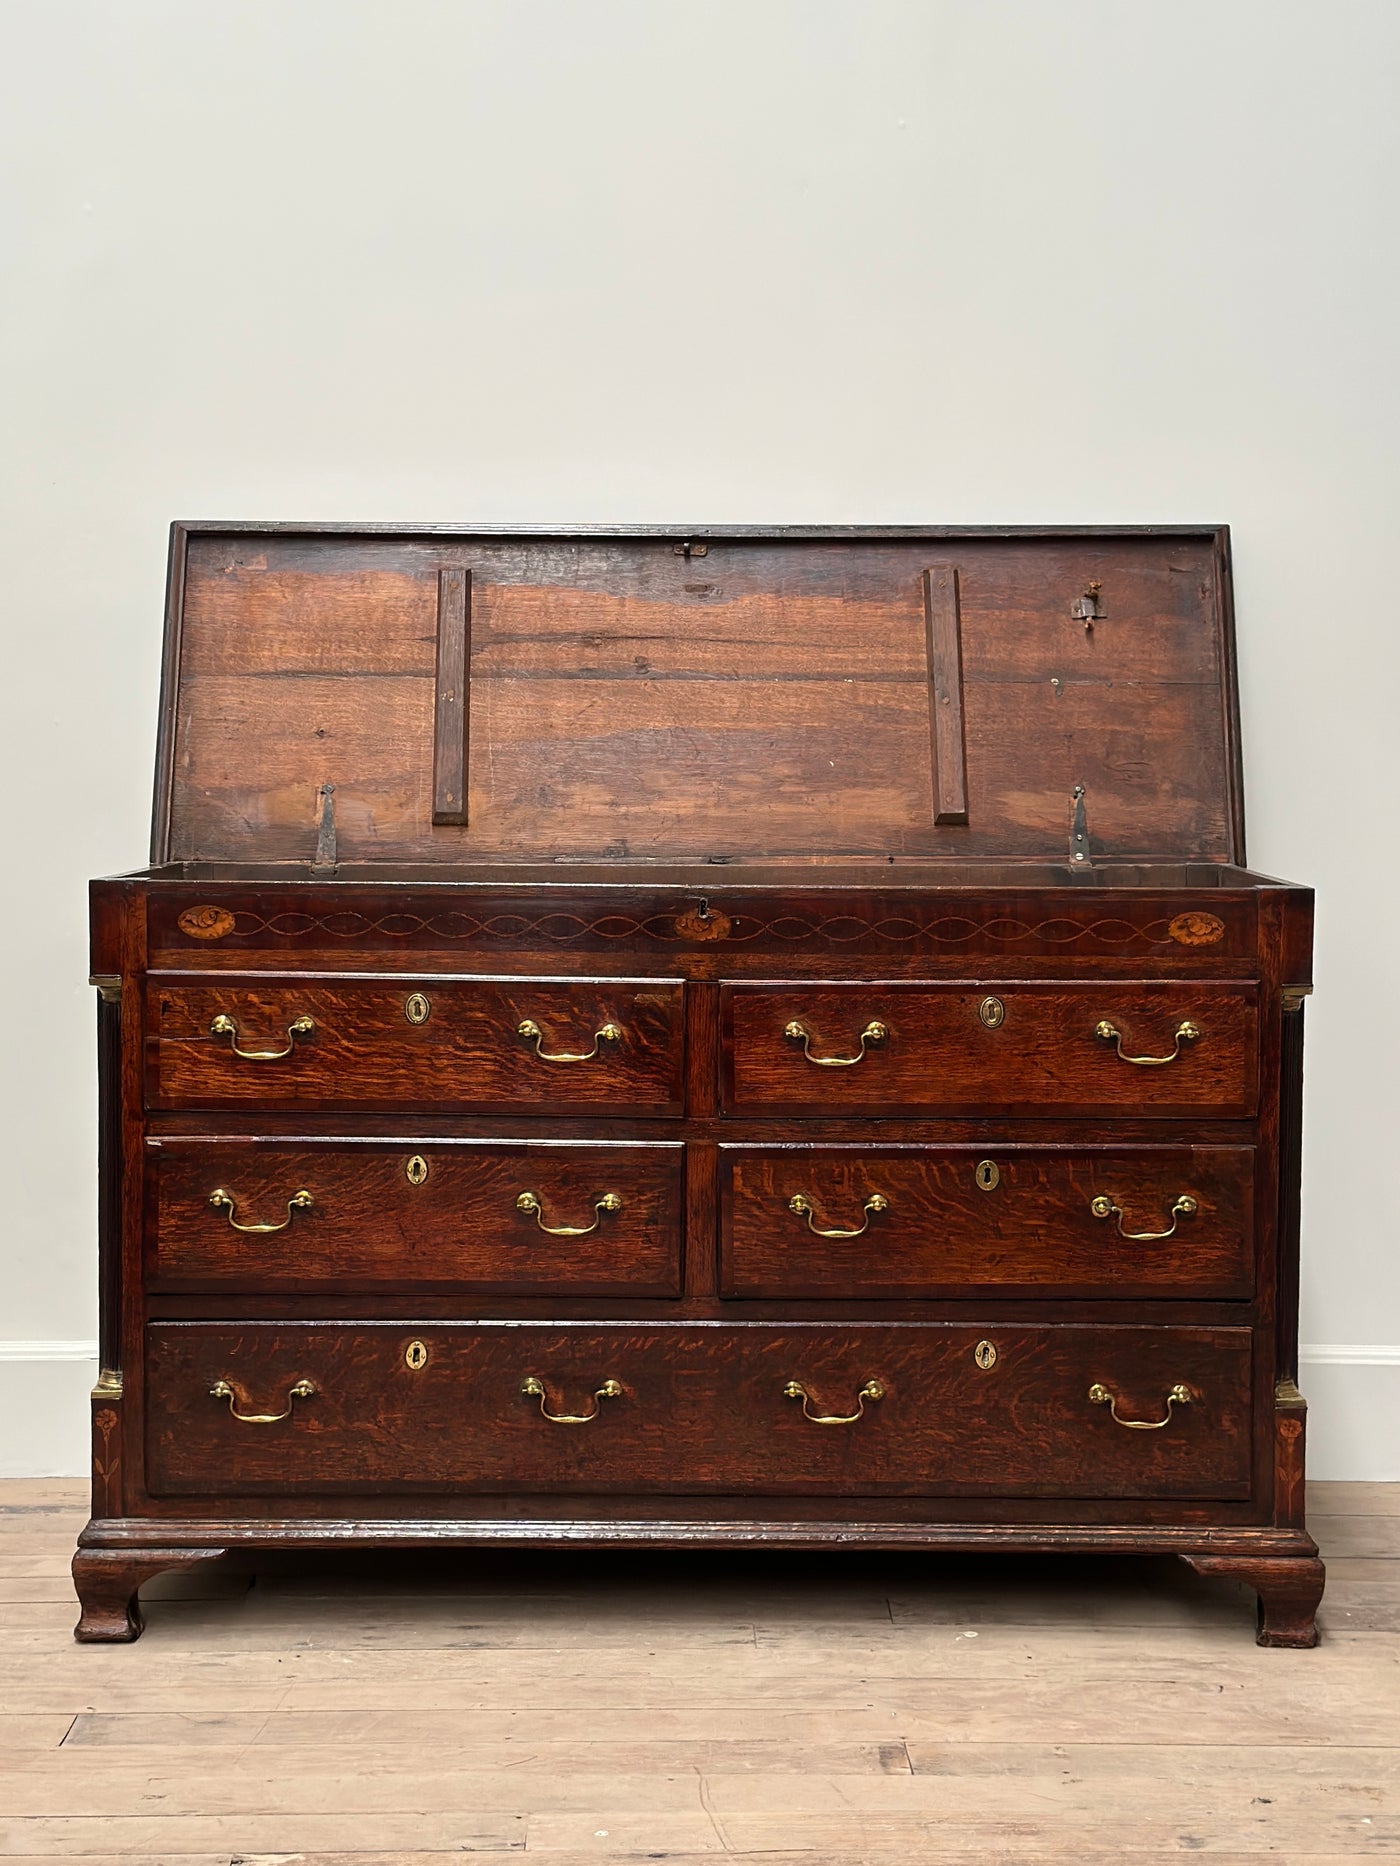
[76,523,1318,1646]
[142,875,1267,970]
[148,1137,685,1296]
[723,981,1259,1117]
[720,1143,1254,1300]
[144,1321,1254,1500]
[148,975,685,1114]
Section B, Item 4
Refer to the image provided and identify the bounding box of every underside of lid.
[153,525,1244,869]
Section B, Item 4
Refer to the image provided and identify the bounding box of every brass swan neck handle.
[1094,1018,1199,1066]
[209,1012,315,1061]
[787,1192,888,1239]
[516,1018,622,1063]
[209,1188,313,1234]
[1090,1193,1197,1240]
[784,1019,887,1067]
[520,1375,623,1423]
[209,1377,316,1424]
[783,1379,885,1424]
[515,1190,623,1236]
[1089,1381,1193,1429]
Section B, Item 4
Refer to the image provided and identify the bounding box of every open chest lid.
[153,524,1244,870]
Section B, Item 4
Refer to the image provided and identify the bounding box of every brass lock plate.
[404,992,432,1025]
[404,1339,429,1371]
[978,996,1005,1029]
[975,1159,1000,1192]
[405,1153,430,1186]
[974,1339,998,1370]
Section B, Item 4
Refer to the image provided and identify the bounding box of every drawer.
[146,1322,1253,1500]
[148,1138,684,1296]
[147,976,685,1113]
[723,981,1258,1116]
[721,1145,1255,1299]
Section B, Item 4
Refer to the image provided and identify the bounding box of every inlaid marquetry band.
[1167,912,1225,946]
[169,904,1238,950]
[177,905,236,940]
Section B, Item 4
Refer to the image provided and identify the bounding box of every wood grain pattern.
[71,1547,228,1643]
[90,866,1313,1636]
[1180,1553,1327,1648]
[159,530,1239,864]
[144,878,1264,966]
[28,1479,1381,1865]
[95,989,123,1376]
[143,1322,1254,1501]
[84,525,1316,1650]
[148,1137,683,1296]
[147,976,685,1114]
[431,567,469,825]
[172,672,434,864]
[720,1143,1254,1299]
[723,980,1259,1116]
[922,566,968,824]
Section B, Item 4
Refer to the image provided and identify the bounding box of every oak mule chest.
[76,523,1323,1645]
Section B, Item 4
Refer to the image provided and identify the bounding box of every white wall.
[2,0,1397,1477]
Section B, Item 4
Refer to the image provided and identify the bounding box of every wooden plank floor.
[0,1481,1396,1861]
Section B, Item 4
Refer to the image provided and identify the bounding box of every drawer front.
[146,1322,1253,1500]
[148,977,685,1113]
[149,1139,684,1296]
[721,1145,1255,1299]
[723,981,1258,1116]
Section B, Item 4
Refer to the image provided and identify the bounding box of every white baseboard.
[1,1339,1397,1481]
[1296,1345,1400,1482]
[0,1342,99,1479]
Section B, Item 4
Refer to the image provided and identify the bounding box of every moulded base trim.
[77,1514,1320,1561]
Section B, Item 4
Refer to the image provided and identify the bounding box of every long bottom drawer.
[145,1322,1253,1500]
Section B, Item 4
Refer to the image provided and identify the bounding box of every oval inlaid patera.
[674,905,732,942]
[177,905,236,941]
[1168,911,1226,947]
